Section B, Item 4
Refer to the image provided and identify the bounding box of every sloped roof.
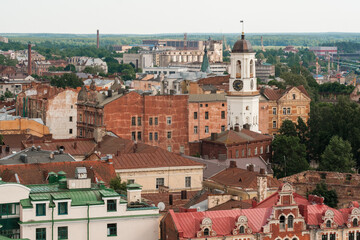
[255,191,310,209]
[112,148,204,170]
[169,207,272,238]
[261,85,310,101]
[209,199,252,211]
[188,93,226,103]
[306,204,346,226]
[208,167,281,189]
[0,160,116,186]
[203,129,272,145]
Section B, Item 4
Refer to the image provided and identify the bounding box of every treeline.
[321,41,360,53]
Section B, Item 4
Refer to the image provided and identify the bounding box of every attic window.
[326,220,331,228]
[354,218,358,227]
[203,228,209,236]
[292,94,296,99]
[239,178,242,182]
[239,226,245,234]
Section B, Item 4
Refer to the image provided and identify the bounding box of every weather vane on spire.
[240,20,244,35]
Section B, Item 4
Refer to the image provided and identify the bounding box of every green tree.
[4,91,14,98]
[109,176,127,192]
[296,117,309,146]
[319,136,355,173]
[272,135,309,178]
[64,64,76,72]
[279,120,297,137]
[309,182,338,208]
[83,66,104,75]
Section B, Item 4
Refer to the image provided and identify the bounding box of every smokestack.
[97,30,100,49]
[28,43,32,75]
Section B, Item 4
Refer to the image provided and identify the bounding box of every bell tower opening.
[250,59,254,78]
[236,60,241,78]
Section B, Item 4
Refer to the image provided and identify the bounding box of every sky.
[1,0,360,34]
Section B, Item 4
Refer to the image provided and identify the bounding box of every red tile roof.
[22,138,96,156]
[208,167,282,189]
[0,160,116,186]
[112,148,204,170]
[203,129,272,145]
[169,207,273,238]
[306,204,346,226]
[255,191,310,209]
[262,85,310,101]
[208,199,252,211]
[143,191,199,212]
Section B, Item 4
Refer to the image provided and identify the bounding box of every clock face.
[233,80,243,91]
[250,79,254,90]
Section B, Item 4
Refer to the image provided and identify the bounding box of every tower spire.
[240,20,245,39]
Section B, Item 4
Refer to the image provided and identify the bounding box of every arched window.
[250,59,254,77]
[288,215,294,228]
[326,220,331,228]
[280,216,286,229]
[353,218,358,227]
[236,60,241,78]
[204,228,209,236]
[239,226,245,234]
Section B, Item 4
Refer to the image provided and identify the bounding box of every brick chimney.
[247,164,254,172]
[229,160,237,168]
[27,43,32,75]
[234,124,240,132]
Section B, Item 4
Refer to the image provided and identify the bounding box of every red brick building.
[161,183,360,240]
[200,128,272,161]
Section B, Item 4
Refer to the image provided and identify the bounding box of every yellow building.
[259,85,311,135]
[0,117,50,137]
[112,149,204,193]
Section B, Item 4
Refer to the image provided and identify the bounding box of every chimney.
[49,152,55,160]
[73,142,77,149]
[37,146,41,151]
[5,145,10,153]
[135,59,139,70]
[28,43,32,75]
[97,30,100,49]
[169,194,173,205]
[247,164,254,172]
[107,89,112,98]
[229,160,237,168]
[133,141,138,153]
[20,154,28,163]
[116,150,120,156]
[260,168,265,175]
[211,133,217,141]
[243,123,250,130]
[252,199,257,208]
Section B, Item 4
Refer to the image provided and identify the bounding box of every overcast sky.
[1,0,359,34]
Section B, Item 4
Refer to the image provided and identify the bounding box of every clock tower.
[226,29,260,132]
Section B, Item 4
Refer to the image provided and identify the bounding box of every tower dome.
[232,34,254,53]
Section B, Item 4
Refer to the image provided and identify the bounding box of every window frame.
[36,203,46,216]
[107,223,117,237]
[154,132,158,141]
[149,117,153,126]
[167,131,172,139]
[156,178,165,189]
[205,111,209,120]
[131,117,136,126]
[194,112,198,120]
[185,176,191,188]
[166,117,172,125]
[58,226,68,240]
[149,132,153,141]
[107,200,117,212]
[36,228,46,240]
[205,126,209,133]
[221,111,225,119]
[58,202,68,215]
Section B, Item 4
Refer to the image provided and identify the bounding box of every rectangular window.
[283,108,287,115]
[131,117,136,126]
[185,177,191,188]
[272,108,277,115]
[137,117,141,126]
[287,107,291,115]
[107,200,117,212]
[58,226,68,240]
[330,234,336,240]
[322,235,328,240]
[155,117,158,125]
[205,104,208,107]
[205,111,209,119]
[180,146,184,154]
[356,232,360,240]
[131,132,136,141]
[69,116,73,122]
[260,146,264,154]
[349,233,355,240]
[221,125,225,132]
[272,121,277,128]
[167,131,172,139]
[79,114,82,122]
[167,117,172,125]
[248,148,251,156]
[255,147,258,155]
[149,132,153,141]
[200,104,203,107]
[266,145,270,153]
[156,178,164,189]
[194,112,198,119]
[107,223,117,237]
[36,203,46,216]
[242,149,245,157]
[221,111,225,119]
[236,150,239,158]
[58,202,68,215]
[194,126,198,134]
[137,132,142,141]
[36,228,46,240]
[205,126,209,133]
[154,132,158,141]
[127,179,135,184]
[149,117,153,125]
[69,129,73,134]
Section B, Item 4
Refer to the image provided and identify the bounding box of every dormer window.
[239,226,245,234]
[203,228,209,236]
[197,218,216,238]
[326,220,331,228]
[353,218,358,227]
[233,215,251,235]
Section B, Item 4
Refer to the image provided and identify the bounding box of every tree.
[296,117,309,145]
[4,91,14,98]
[309,182,338,208]
[64,64,76,72]
[272,135,309,178]
[109,176,127,192]
[319,136,355,173]
[279,120,297,137]
[50,73,83,89]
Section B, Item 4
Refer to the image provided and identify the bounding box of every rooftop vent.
[75,167,87,179]
[20,154,28,163]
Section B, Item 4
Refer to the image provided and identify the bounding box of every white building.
[0,169,159,240]
[226,32,260,132]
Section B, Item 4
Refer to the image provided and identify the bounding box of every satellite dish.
[157,202,166,211]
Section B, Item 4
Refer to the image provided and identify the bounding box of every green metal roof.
[126,183,142,189]
[20,199,33,209]
[30,194,50,201]
[99,189,119,197]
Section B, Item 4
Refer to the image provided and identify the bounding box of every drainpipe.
[51,206,54,240]
[87,203,90,240]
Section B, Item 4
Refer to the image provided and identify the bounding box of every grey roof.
[76,73,93,79]
[184,156,272,179]
[188,93,226,103]
[96,91,124,107]
[0,148,75,165]
[84,78,114,87]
